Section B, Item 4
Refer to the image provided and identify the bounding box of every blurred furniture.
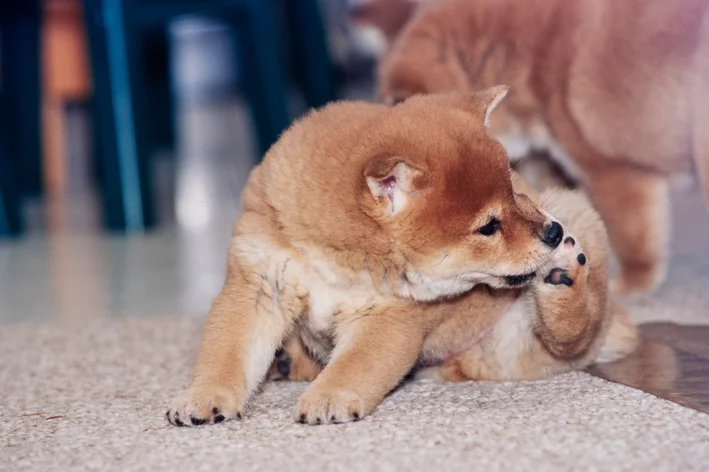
[0,92,22,236]
[84,0,335,232]
[0,1,42,237]
[1,0,336,236]
[42,0,92,197]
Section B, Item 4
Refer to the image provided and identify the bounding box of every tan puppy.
[362,0,709,295]
[166,87,568,426]
[271,186,638,384]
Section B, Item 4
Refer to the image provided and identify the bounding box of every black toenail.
[299,414,306,424]
[315,418,321,425]
[191,417,206,426]
[352,413,360,421]
[564,236,575,246]
[275,347,284,357]
[277,357,292,378]
[331,415,337,422]
[577,253,587,266]
[174,416,185,427]
[213,414,225,424]
[212,407,220,415]
[236,412,242,420]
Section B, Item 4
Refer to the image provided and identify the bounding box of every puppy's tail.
[594,300,639,364]
[692,13,709,205]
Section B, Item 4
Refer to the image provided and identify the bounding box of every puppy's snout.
[541,221,564,248]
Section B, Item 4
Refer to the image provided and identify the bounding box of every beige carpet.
[1,312,709,472]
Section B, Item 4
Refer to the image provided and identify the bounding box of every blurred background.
[0,0,380,321]
[1,0,708,326]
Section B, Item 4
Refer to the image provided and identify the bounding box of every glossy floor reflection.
[590,323,709,415]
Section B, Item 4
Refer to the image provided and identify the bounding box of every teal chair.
[0,92,23,237]
[0,1,42,237]
[83,0,335,232]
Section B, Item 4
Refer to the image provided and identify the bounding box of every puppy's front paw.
[295,386,364,425]
[166,384,243,427]
[541,235,587,288]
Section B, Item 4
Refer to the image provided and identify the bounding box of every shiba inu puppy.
[167,87,569,426]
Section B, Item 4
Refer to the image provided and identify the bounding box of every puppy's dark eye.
[477,218,500,236]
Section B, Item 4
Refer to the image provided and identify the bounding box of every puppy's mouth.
[504,272,537,287]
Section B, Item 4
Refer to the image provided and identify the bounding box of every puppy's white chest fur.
[307,280,353,333]
[305,257,377,334]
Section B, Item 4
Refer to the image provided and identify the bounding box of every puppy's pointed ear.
[438,85,510,127]
[364,156,424,215]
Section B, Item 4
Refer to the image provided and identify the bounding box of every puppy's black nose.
[542,221,564,248]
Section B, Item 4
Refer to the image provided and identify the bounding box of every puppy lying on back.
[359,0,709,295]
[167,87,568,426]
[271,182,638,384]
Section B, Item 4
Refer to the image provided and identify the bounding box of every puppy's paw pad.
[166,386,243,427]
[544,268,574,286]
[295,387,364,425]
[552,233,585,267]
[542,232,588,286]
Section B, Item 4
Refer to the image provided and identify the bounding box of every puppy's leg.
[295,305,424,425]
[269,333,323,382]
[167,254,302,426]
[533,233,603,359]
[583,163,669,295]
[418,346,501,382]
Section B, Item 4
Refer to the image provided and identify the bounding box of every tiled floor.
[0,98,254,322]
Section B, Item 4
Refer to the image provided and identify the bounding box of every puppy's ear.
[438,85,510,127]
[364,156,425,215]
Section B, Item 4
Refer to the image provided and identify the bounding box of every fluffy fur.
[166,89,575,426]
[359,0,709,295]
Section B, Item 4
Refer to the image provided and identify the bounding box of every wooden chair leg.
[42,0,92,197]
